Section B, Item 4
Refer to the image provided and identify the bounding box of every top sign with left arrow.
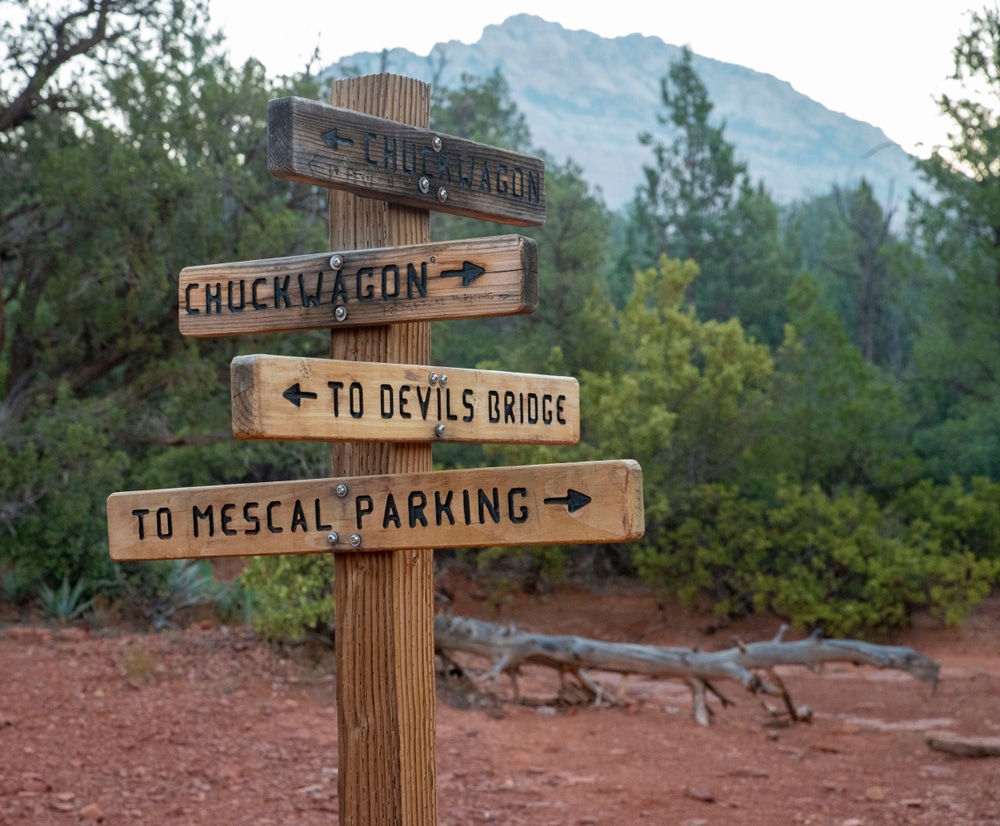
[178,235,537,337]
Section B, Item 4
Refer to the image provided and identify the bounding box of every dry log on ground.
[434,615,940,726]
[925,731,1000,758]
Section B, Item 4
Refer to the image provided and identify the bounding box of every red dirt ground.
[2,573,999,825]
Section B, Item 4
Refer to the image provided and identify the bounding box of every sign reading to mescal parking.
[107,460,643,560]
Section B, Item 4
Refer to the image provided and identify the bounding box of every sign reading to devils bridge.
[178,235,537,337]
[107,460,644,560]
[231,355,580,445]
[267,96,546,227]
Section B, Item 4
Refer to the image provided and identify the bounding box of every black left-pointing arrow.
[440,261,486,286]
[283,383,318,408]
[543,489,592,514]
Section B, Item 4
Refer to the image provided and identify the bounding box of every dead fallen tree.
[434,615,940,725]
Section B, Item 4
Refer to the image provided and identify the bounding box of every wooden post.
[327,74,437,825]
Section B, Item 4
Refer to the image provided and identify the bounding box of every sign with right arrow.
[178,234,537,337]
[107,460,644,560]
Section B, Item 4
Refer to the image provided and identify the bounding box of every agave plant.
[39,576,94,622]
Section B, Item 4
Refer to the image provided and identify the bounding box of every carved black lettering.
[205,283,222,314]
[420,147,435,175]
[401,140,417,173]
[527,393,539,424]
[266,501,283,534]
[511,167,524,200]
[383,493,401,529]
[382,265,399,300]
[355,495,374,530]
[328,381,343,417]
[252,277,267,310]
[273,276,291,308]
[399,385,411,419]
[496,165,508,195]
[290,499,308,532]
[478,488,500,524]
[193,504,214,538]
[542,393,553,425]
[463,489,472,524]
[364,132,377,165]
[479,161,491,193]
[504,391,515,424]
[299,272,322,308]
[462,388,474,422]
[184,284,199,315]
[380,383,393,419]
[416,386,432,420]
[527,170,541,204]
[435,490,454,526]
[349,382,363,418]
[244,502,260,535]
[508,488,528,523]
[488,390,500,423]
[156,507,173,539]
[408,491,427,528]
[438,152,452,183]
[332,270,348,303]
[557,395,567,425]
[228,281,246,312]
[406,262,427,298]
[445,388,458,421]
[459,155,473,189]
[220,503,237,536]
[132,508,149,540]
[314,498,332,531]
[383,136,397,170]
[357,268,374,301]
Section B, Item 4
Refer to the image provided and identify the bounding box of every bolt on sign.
[230,355,580,445]
[268,96,546,227]
[178,235,538,337]
[107,460,644,560]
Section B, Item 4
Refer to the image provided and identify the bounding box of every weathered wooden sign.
[231,355,580,445]
[107,460,643,561]
[178,235,537,337]
[268,96,546,227]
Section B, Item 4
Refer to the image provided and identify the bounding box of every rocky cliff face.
[323,14,927,211]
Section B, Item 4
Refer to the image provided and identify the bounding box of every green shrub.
[241,554,335,642]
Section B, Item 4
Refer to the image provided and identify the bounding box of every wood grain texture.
[326,73,436,826]
[177,235,538,337]
[105,460,644,560]
[230,354,579,445]
[268,95,546,227]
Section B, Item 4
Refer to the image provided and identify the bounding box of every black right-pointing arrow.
[440,261,486,286]
[543,489,592,513]
[283,383,318,408]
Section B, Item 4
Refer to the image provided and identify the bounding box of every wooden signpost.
[108,72,644,826]
[179,234,538,336]
[230,354,580,444]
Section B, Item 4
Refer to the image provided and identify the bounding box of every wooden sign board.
[232,355,580,445]
[268,96,546,227]
[178,235,537,337]
[107,460,643,561]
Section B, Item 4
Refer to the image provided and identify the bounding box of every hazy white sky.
[207,0,982,157]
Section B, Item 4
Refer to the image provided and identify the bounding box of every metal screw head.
[428,372,439,386]
[326,532,339,546]
[349,533,362,548]
[418,176,430,194]
[335,483,348,498]
[432,135,443,152]
[437,187,448,203]
[334,305,348,322]
[439,374,448,387]
[329,254,344,270]
[435,424,446,438]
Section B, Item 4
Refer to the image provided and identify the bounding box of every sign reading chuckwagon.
[267,96,546,226]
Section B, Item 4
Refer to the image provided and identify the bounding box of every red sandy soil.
[2,573,999,825]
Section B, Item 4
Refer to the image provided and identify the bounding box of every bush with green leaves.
[241,555,336,642]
